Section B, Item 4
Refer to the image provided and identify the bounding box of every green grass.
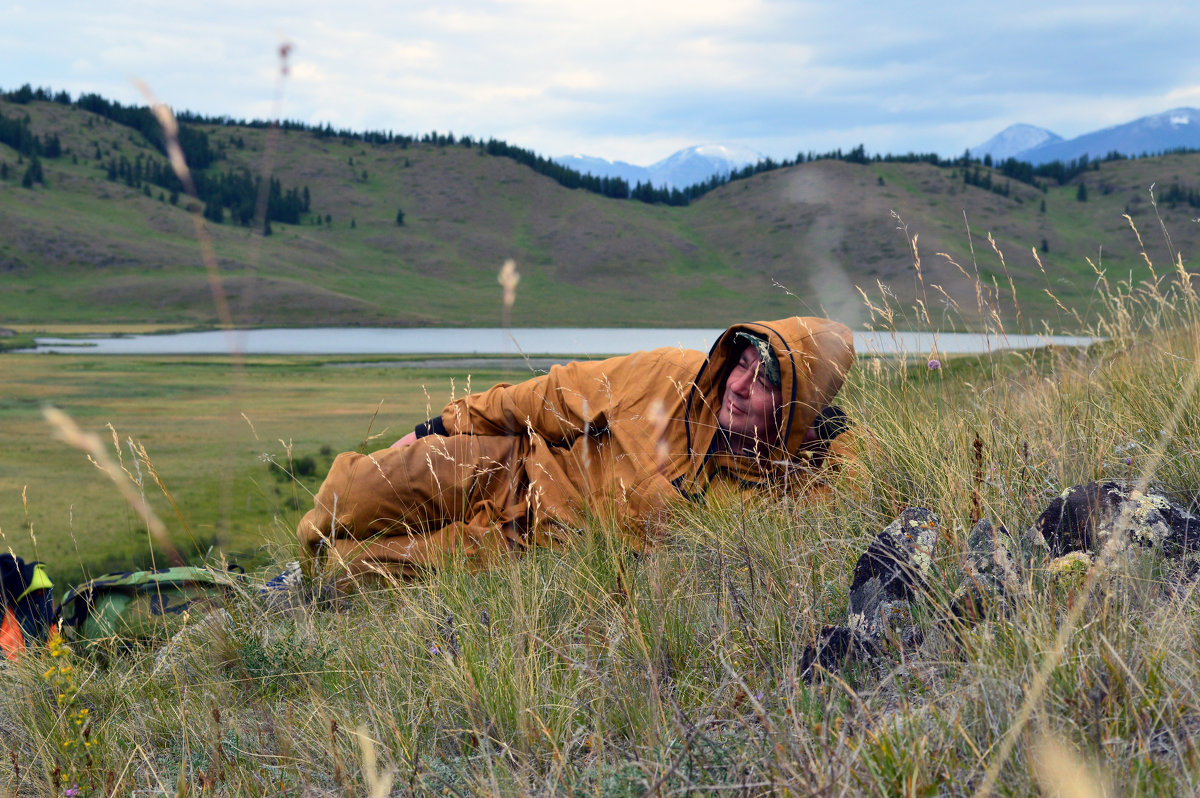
[6,96,1200,796]
[0,331,34,352]
[2,234,1200,795]
[0,354,538,588]
[6,96,1200,330]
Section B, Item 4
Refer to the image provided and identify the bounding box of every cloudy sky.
[3,1,1198,165]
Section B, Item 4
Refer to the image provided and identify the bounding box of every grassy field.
[5,92,1200,795]
[1,251,1199,794]
[0,353,538,587]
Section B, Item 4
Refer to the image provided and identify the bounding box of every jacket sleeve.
[438,352,658,445]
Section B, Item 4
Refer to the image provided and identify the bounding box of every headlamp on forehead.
[732,332,781,387]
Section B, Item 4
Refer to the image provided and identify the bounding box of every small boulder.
[800,507,939,681]
[1032,482,1200,557]
[848,507,940,643]
[952,519,1022,621]
[799,625,877,680]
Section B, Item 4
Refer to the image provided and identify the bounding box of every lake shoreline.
[16,327,1100,357]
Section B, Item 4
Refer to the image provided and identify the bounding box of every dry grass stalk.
[1032,733,1109,798]
[42,406,181,566]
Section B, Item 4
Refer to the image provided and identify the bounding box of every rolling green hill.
[2,95,1197,331]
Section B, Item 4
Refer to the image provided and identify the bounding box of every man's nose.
[729,368,754,395]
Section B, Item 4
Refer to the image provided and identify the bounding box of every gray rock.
[801,508,940,681]
[847,507,940,644]
[1032,482,1200,558]
[151,609,232,678]
[799,625,877,680]
[952,519,1022,620]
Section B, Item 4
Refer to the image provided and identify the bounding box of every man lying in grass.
[298,317,856,581]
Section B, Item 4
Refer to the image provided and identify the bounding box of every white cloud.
[551,70,605,91]
[3,0,1200,162]
[1164,85,1200,107]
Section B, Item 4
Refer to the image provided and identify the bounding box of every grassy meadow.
[6,94,1200,329]
[0,353,534,588]
[1,228,1199,795]
[5,89,1200,795]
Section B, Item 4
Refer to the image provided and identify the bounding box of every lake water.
[21,327,1097,356]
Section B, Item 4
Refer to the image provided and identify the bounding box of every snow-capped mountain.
[971,124,1062,161]
[648,144,763,189]
[553,155,651,186]
[974,109,1200,165]
[1015,108,1200,164]
[554,143,763,190]
[557,108,1200,190]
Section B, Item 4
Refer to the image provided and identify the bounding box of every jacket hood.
[683,316,855,481]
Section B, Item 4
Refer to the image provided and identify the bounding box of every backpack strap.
[59,566,245,643]
[16,564,52,603]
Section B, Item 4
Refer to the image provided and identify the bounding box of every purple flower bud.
[1125,457,1133,466]
[928,359,941,370]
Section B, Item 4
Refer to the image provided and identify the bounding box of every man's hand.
[391,431,418,448]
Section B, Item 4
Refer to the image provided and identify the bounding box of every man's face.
[717,344,783,448]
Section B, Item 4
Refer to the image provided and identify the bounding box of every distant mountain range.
[554,144,763,190]
[560,109,1200,191]
[973,108,1200,164]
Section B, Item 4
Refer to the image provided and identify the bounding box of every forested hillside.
[2,90,1198,329]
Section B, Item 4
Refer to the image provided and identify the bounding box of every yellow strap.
[15,564,52,603]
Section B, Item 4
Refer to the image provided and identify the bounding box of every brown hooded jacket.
[298,316,854,579]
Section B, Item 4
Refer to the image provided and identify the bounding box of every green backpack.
[59,566,244,644]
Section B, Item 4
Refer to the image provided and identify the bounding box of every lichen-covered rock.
[799,625,877,680]
[1032,482,1200,557]
[1047,550,1093,591]
[952,519,1022,621]
[965,519,1021,590]
[799,508,939,681]
[847,507,940,643]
